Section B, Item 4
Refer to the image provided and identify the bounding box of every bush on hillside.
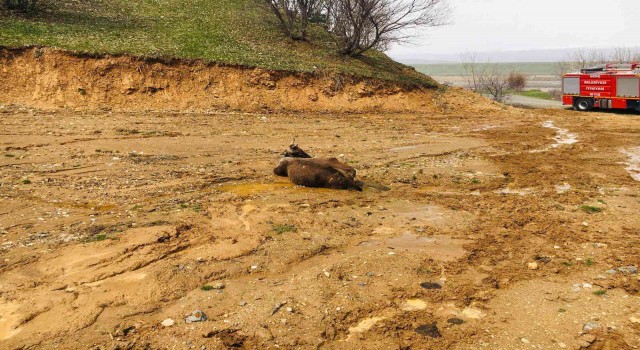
[507,72,526,92]
[3,0,39,12]
[461,53,511,103]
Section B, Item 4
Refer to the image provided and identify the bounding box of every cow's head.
[282,141,312,158]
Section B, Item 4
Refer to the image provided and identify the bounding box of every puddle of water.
[531,121,578,153]
[218,182,296,195]
[621,147,640,181]
[555,183,572,193]
[542,120,578,146]
[357,233,469,262]
[219,181,342,195]
[401,299,428,312]
[0,302,22,340]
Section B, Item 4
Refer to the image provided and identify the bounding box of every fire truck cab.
[562,62,640,112]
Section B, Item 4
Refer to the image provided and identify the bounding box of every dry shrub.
[507,72,526,92]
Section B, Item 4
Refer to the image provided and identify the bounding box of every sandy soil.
[0,48,468,114]
[1,103,640,350]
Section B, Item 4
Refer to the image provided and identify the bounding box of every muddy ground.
[1,104,640,350]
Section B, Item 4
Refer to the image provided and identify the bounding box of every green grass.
[518,89,554,100]
[580,205,602,214]
[201,285,214,291]
[0,0,436,86]
[273,224,297,235]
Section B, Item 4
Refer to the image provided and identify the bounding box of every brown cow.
[274,144,362,191]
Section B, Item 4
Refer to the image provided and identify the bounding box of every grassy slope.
[0,0,435,86]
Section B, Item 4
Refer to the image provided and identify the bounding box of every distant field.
[411,62,562,91]
[412,62,559,76]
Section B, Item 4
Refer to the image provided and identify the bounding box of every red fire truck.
[562,62,640,112]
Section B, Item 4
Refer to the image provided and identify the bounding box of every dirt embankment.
[0,47,496,113]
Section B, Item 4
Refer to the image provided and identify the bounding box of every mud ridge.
[0,47,497,113]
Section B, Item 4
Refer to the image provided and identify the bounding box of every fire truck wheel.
[574,98,593,112]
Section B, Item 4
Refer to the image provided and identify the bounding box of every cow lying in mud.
[274,143,363,191]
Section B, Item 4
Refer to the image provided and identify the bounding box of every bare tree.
[556,48,607,76]
[265,0,325,40]
[325,0,451,56]
[556,47,640,76]
[479,68,511,103]
[461,53,513,103]
[610,46,640,63]
[460,52,484,92]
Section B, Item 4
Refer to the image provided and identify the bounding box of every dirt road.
[1,105,639,349]
[507,95,565,109]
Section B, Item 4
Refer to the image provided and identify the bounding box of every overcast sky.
[387,0,640,62]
